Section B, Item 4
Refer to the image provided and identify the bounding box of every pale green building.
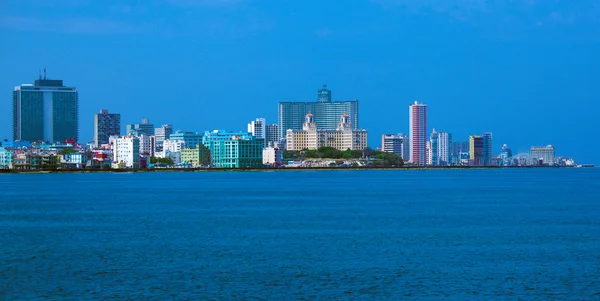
[180,145,211,167]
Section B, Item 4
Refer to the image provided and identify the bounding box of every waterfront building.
[162,139,185,154]
[263,146,283,167]
[500,144,512,165]
[429,129,439,166]
[286,114,367,151]
[202,130,264,168]
[381,134,409,161]
[180,144,211,167]
[469,135,483,166]
[110,135,140,169]
[438,132,452,166]
[138,134,155,156]
[94,110,120,147]
[482,132,493,166]
[248,118,266,141]
[426,141,432,165]
[13,73,79,143]
[126,118,154,137]
[409,101,427,165]
[530,145,555,165]
[169,130,203,148]
[265,124,279,147]
[60,152,87,169]
[154,124,173,148]
[278,85,359,139]
[0,148,14,169]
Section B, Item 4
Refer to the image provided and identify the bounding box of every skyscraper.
[278,85,359,139]
[438,132,452,166]
[13,73,79,142]
[409,101,427,165]
[126,118,154,136]
[530,145,555,165]
[429,129,439,166]
[94,109,121,147]
[469,135,483,166]
[482,132,493,166]
[265,124,279,147]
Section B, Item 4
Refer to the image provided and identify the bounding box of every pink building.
[409,101,427,165]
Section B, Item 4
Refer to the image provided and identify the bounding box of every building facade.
[437,132,452,166]
[180,144,211,167]
[138,134,155,156]
[126,118,154,136]
[263,146,283,167]
[154,124,173,148]
[429,129,439,166]
[169,131,203,148]
[13,76,79,143]
[248,118,266,141]
[286,114,367,151]
[469,135,483,166]
[0,148,14,169]
[409,101,427,165]
[482,132,493,166]
[278,85,359,139]
[265,124,280,147]
[530,145,555,165]
[94,109,120,147]
[381,134,409,161]
[111,135,140,168]
[202,130,264,168]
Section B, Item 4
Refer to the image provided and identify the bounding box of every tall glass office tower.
[278,85,359,139]
[13,74,79,143]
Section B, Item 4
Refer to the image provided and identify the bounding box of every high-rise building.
[469,135,483,166]
[278,85,359,139]
[500,144,512,166]
[94,110,120,147]
[138,134,155,156]
[429,129,439,166]
[286,114,367,151]
[248,118,266,146]
[154,124,173,146]
[13,73,79,143]
[126,118,154,136]
[409,101,427,165]
[530,145,555,165]
[265,124,279,147]
[381,133,409,161]
[438,132,452,166]
[482,132,493,166]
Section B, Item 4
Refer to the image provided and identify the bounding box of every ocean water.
[1,169,599,300]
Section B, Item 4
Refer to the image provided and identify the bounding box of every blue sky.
[1,0,599,164]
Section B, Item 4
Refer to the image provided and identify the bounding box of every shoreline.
[0,165,582,174]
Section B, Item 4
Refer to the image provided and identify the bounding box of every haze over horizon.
[1,0,599,164]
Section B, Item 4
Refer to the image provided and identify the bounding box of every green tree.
[60,148,77,155]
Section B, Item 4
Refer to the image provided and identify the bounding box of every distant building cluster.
[0,73,580,170]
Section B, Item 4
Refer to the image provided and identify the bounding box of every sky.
[1,0,599,164]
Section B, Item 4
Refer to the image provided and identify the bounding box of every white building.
[111,135,140,168]
[286,114,367,151]
[530,145,555,165]
[248,118,266,140]
[156,139,185,164]
[263,146,282,167]
[154,124,173,147]
[437,132,452,166]
[138,134,155,156]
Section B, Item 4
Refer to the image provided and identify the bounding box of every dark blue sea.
[1,169,599,300]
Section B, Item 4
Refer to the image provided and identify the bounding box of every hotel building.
[286,114,367,151]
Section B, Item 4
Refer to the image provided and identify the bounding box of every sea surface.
[1,169,599,300]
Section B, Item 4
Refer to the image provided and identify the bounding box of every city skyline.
[1,1,599,164]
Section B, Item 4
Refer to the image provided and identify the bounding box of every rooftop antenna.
[43,66,47,80]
